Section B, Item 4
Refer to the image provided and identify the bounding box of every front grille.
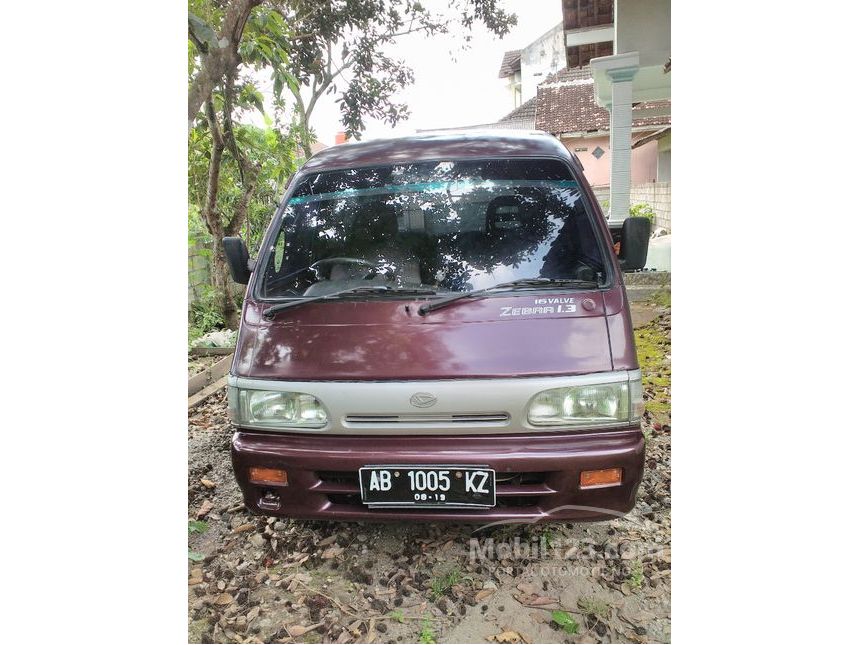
[343,413,510,424]
[326,492,362,505]
[317,471,360,485]
[495,472,547,485]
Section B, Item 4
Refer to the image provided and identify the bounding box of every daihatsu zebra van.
[222,130,650,522]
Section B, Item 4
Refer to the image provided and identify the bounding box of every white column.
[606,66,638,224]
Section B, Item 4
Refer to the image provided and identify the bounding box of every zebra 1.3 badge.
[499,297,577,317]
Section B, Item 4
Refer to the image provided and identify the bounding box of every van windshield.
[259,158,606,299]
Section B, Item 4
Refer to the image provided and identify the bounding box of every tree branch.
[305,46,350,124]
[202,98,225,238]
[301,21,429,130]
[221,71,245,185]
[288,80,314,158]
[221,74,261,237]
[188,0,263,130]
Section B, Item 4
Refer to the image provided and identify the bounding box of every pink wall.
[562,136,659,188]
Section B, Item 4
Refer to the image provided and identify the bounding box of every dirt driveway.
[188,306,671,644]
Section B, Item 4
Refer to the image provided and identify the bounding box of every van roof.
[301,129,575,173]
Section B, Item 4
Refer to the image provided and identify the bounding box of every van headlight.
[527,371,643,427]
[229,388,328,429]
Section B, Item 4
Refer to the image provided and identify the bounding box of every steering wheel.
[309,257,378,279]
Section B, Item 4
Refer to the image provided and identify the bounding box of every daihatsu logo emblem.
[410,392,437,408]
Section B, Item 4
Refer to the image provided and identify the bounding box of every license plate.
[359,465,496,508]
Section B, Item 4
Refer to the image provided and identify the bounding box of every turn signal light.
[580,468,622,489]
[249,467,288,485]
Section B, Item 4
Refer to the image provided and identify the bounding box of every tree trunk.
[199,98,241,328]
[198,84,261,331]
[217,156,259,332]
[211,240,242,330]
[188,47,237,129]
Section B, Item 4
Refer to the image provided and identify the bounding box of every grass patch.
[188,325,207,349]
[540,528,557,550]
[650,287,671,308]
[389,609,405,624]
[628,559,645,589]
[429,568,462,600]
[634,318,671,422]
[418,616,436,644]
[577,597,611,620]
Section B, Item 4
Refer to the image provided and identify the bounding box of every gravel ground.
[188,308,671,644]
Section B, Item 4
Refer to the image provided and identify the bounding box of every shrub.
[598,201,655,224]
[190,286,225,336]
[629,202,656,223]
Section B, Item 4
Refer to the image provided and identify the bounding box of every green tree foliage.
[276,0,517,155]
[187,106,300,329]
[189,115,297,253]
[188,0,302,327]
[187,0,517,325]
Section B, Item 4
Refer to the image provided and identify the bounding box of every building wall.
[616,0,671,67]
[506,71,522,107]
[657,131,671,181]
[519,23,566,101]
[560,135,659,188]
[631,139,658,184]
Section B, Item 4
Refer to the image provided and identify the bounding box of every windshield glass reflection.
[260,159,605,298]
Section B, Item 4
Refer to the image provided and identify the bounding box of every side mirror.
[222,237,252,284]
[618,217,651,271]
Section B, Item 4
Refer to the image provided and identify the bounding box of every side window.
[272,230,285,273]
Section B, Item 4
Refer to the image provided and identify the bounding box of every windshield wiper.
[417,278,600,316]
[263,286,437,319]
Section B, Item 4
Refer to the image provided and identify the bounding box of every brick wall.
[188,232,212,306]
[630,182,671,231]
[588,182,671,231]
[591,185,610,215]
[189,233,247,308]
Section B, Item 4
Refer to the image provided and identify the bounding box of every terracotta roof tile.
[535,67,670,134]
[498,50,521,78]
[499,96,536,123]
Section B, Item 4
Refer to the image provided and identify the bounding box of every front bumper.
[231,428,644,523]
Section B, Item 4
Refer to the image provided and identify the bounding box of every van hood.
[233,290,620,381]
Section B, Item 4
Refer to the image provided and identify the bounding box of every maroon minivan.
[222,131,651,523]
